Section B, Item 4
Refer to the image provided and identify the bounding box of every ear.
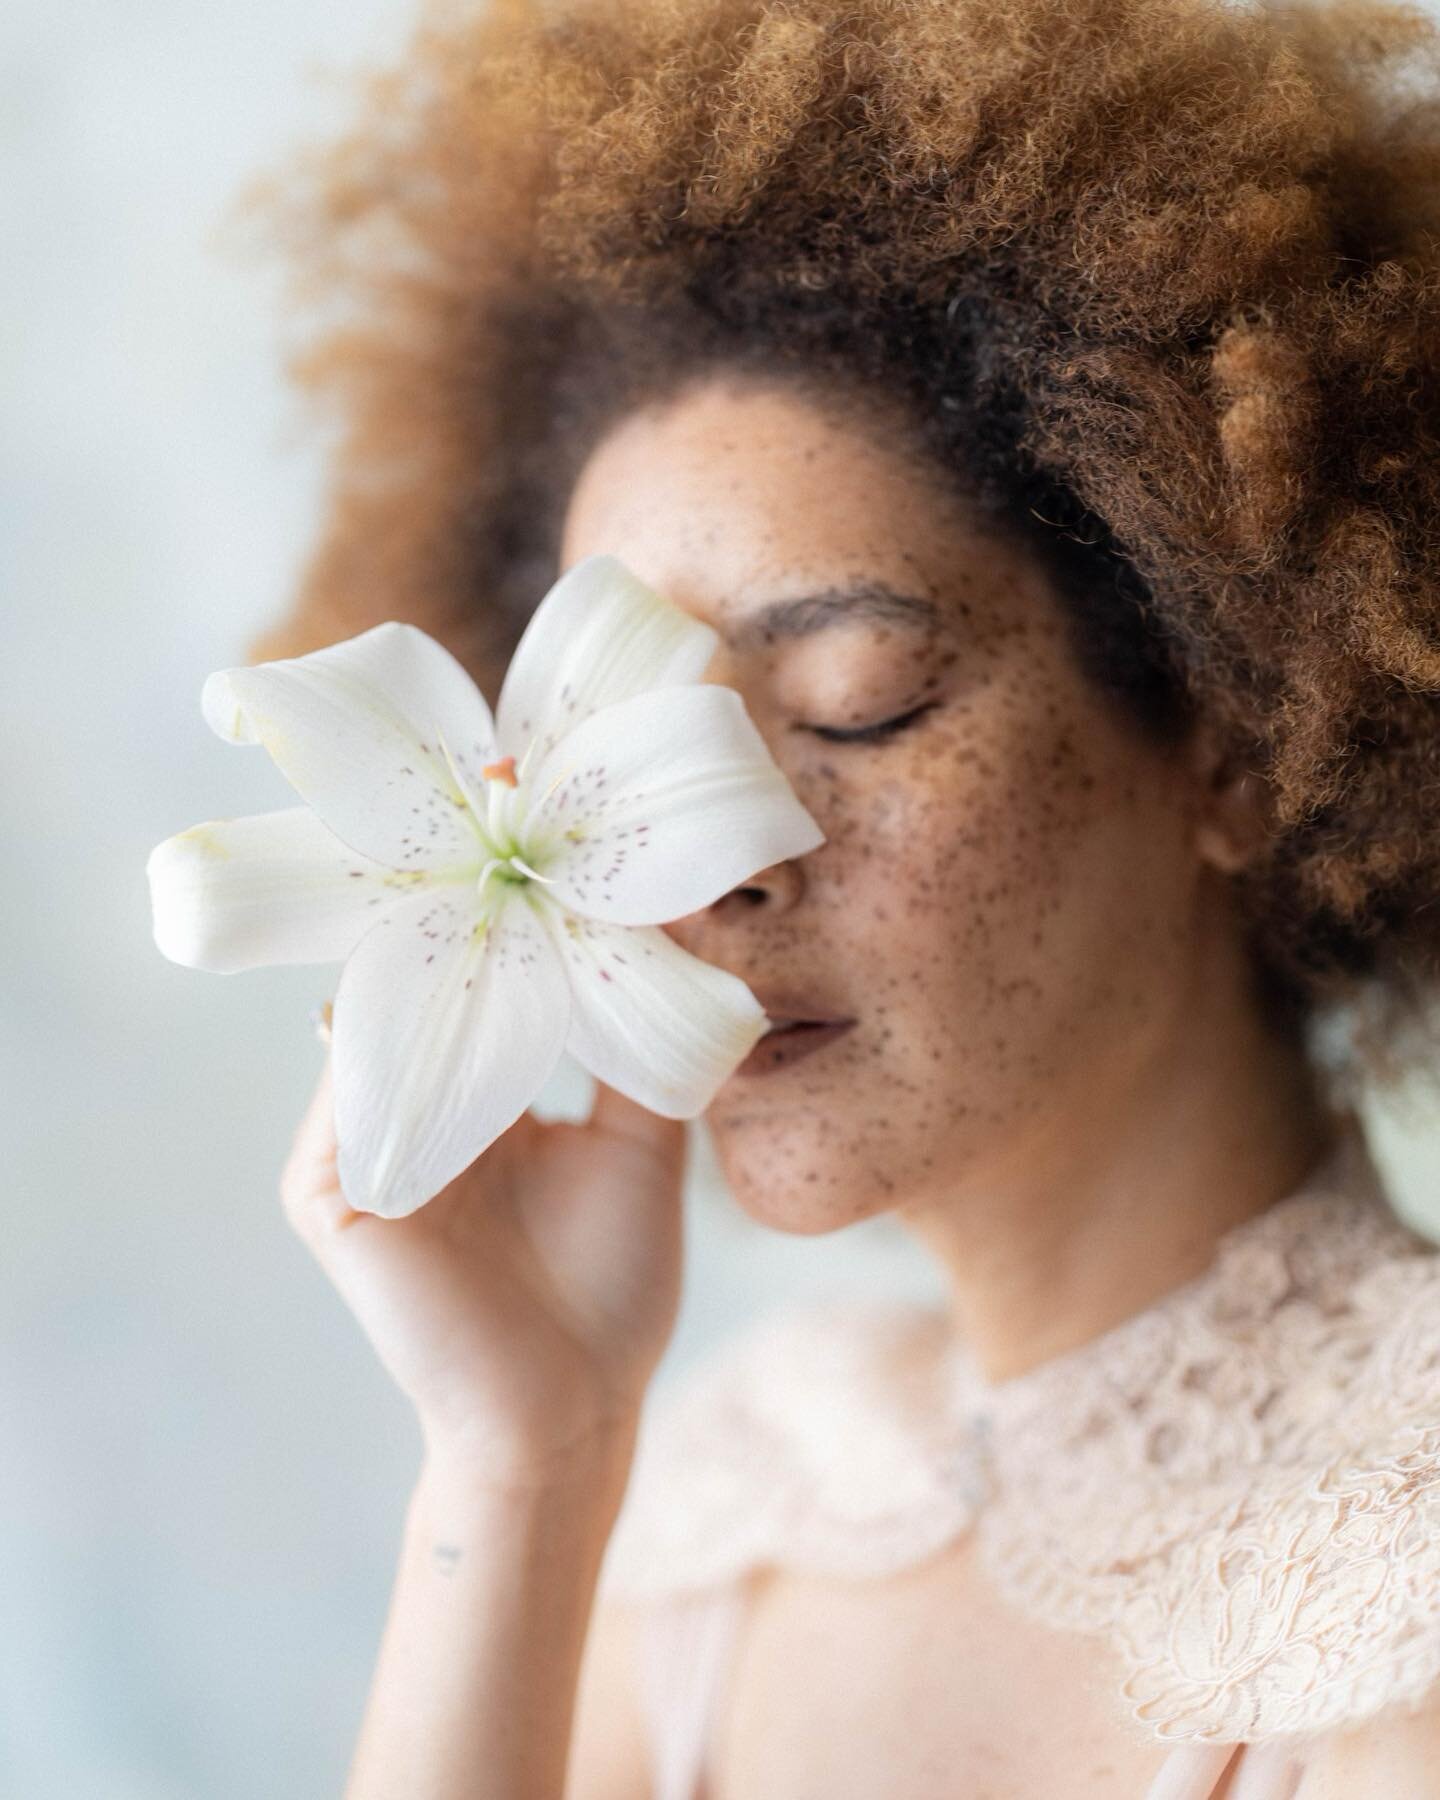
[1183,718,1274,876]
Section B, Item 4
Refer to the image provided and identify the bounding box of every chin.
[702,1110,899,1235]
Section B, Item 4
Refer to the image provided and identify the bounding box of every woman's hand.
[279,1049,689,1486]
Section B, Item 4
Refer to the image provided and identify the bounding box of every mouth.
[735,1015,857,1077]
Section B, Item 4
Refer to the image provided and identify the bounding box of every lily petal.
[146,807,426,972]
[525,684,826,926]
[540,910,768,1116]
[201,622,498,870]
[331,886,572,1219]
[495,554,719,770]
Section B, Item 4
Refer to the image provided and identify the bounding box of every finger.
[281,1052,366,1242]
[586,1079,689,1170]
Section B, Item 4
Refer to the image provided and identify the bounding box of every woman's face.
[557,374,1247,1233]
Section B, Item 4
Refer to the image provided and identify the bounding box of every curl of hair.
[241,0,1440,1103]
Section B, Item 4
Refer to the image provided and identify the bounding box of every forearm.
[344,1420,639,1800]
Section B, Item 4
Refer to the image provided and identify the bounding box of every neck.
[895,920,1339,1387]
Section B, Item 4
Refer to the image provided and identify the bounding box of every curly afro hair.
[242,0,1440,1100]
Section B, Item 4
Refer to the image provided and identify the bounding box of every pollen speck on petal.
[178,825,233,861]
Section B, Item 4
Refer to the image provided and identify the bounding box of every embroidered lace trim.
[598,1119,1440,1750]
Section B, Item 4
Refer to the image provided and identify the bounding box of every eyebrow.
[723,582,943,651]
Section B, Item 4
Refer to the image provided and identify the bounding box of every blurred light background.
[5,1,1440,1794]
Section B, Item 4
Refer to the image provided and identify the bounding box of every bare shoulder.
[565,1595,653,1800]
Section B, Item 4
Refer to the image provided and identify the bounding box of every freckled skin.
[558,373,1332,1381]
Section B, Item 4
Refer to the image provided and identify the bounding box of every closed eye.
[802,701,938,745]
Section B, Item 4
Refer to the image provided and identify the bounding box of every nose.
[661,857,805,949]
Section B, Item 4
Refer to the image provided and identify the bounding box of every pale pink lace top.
[594,1115,1440,1798]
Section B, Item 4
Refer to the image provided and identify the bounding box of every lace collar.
[599,1114,1440,1748]
[946,1112,1398,1468]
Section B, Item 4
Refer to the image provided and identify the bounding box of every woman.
[263,0,1440,1792]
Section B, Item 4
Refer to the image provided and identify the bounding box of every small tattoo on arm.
[432,1541,463,1576]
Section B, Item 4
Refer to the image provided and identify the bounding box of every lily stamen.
[476,852,556,892]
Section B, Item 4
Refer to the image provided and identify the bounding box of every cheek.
[865,693,1085,876]
[845,686,1168,1008]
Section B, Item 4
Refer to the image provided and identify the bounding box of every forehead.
[557,377,1025,648]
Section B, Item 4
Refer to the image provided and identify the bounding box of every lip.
[749,991,853,1029]
[734,1017,857,1077]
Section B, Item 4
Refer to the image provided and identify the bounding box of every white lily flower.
[147,554,826,1219]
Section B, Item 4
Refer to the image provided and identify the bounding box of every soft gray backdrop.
[6,2,1440,1794]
